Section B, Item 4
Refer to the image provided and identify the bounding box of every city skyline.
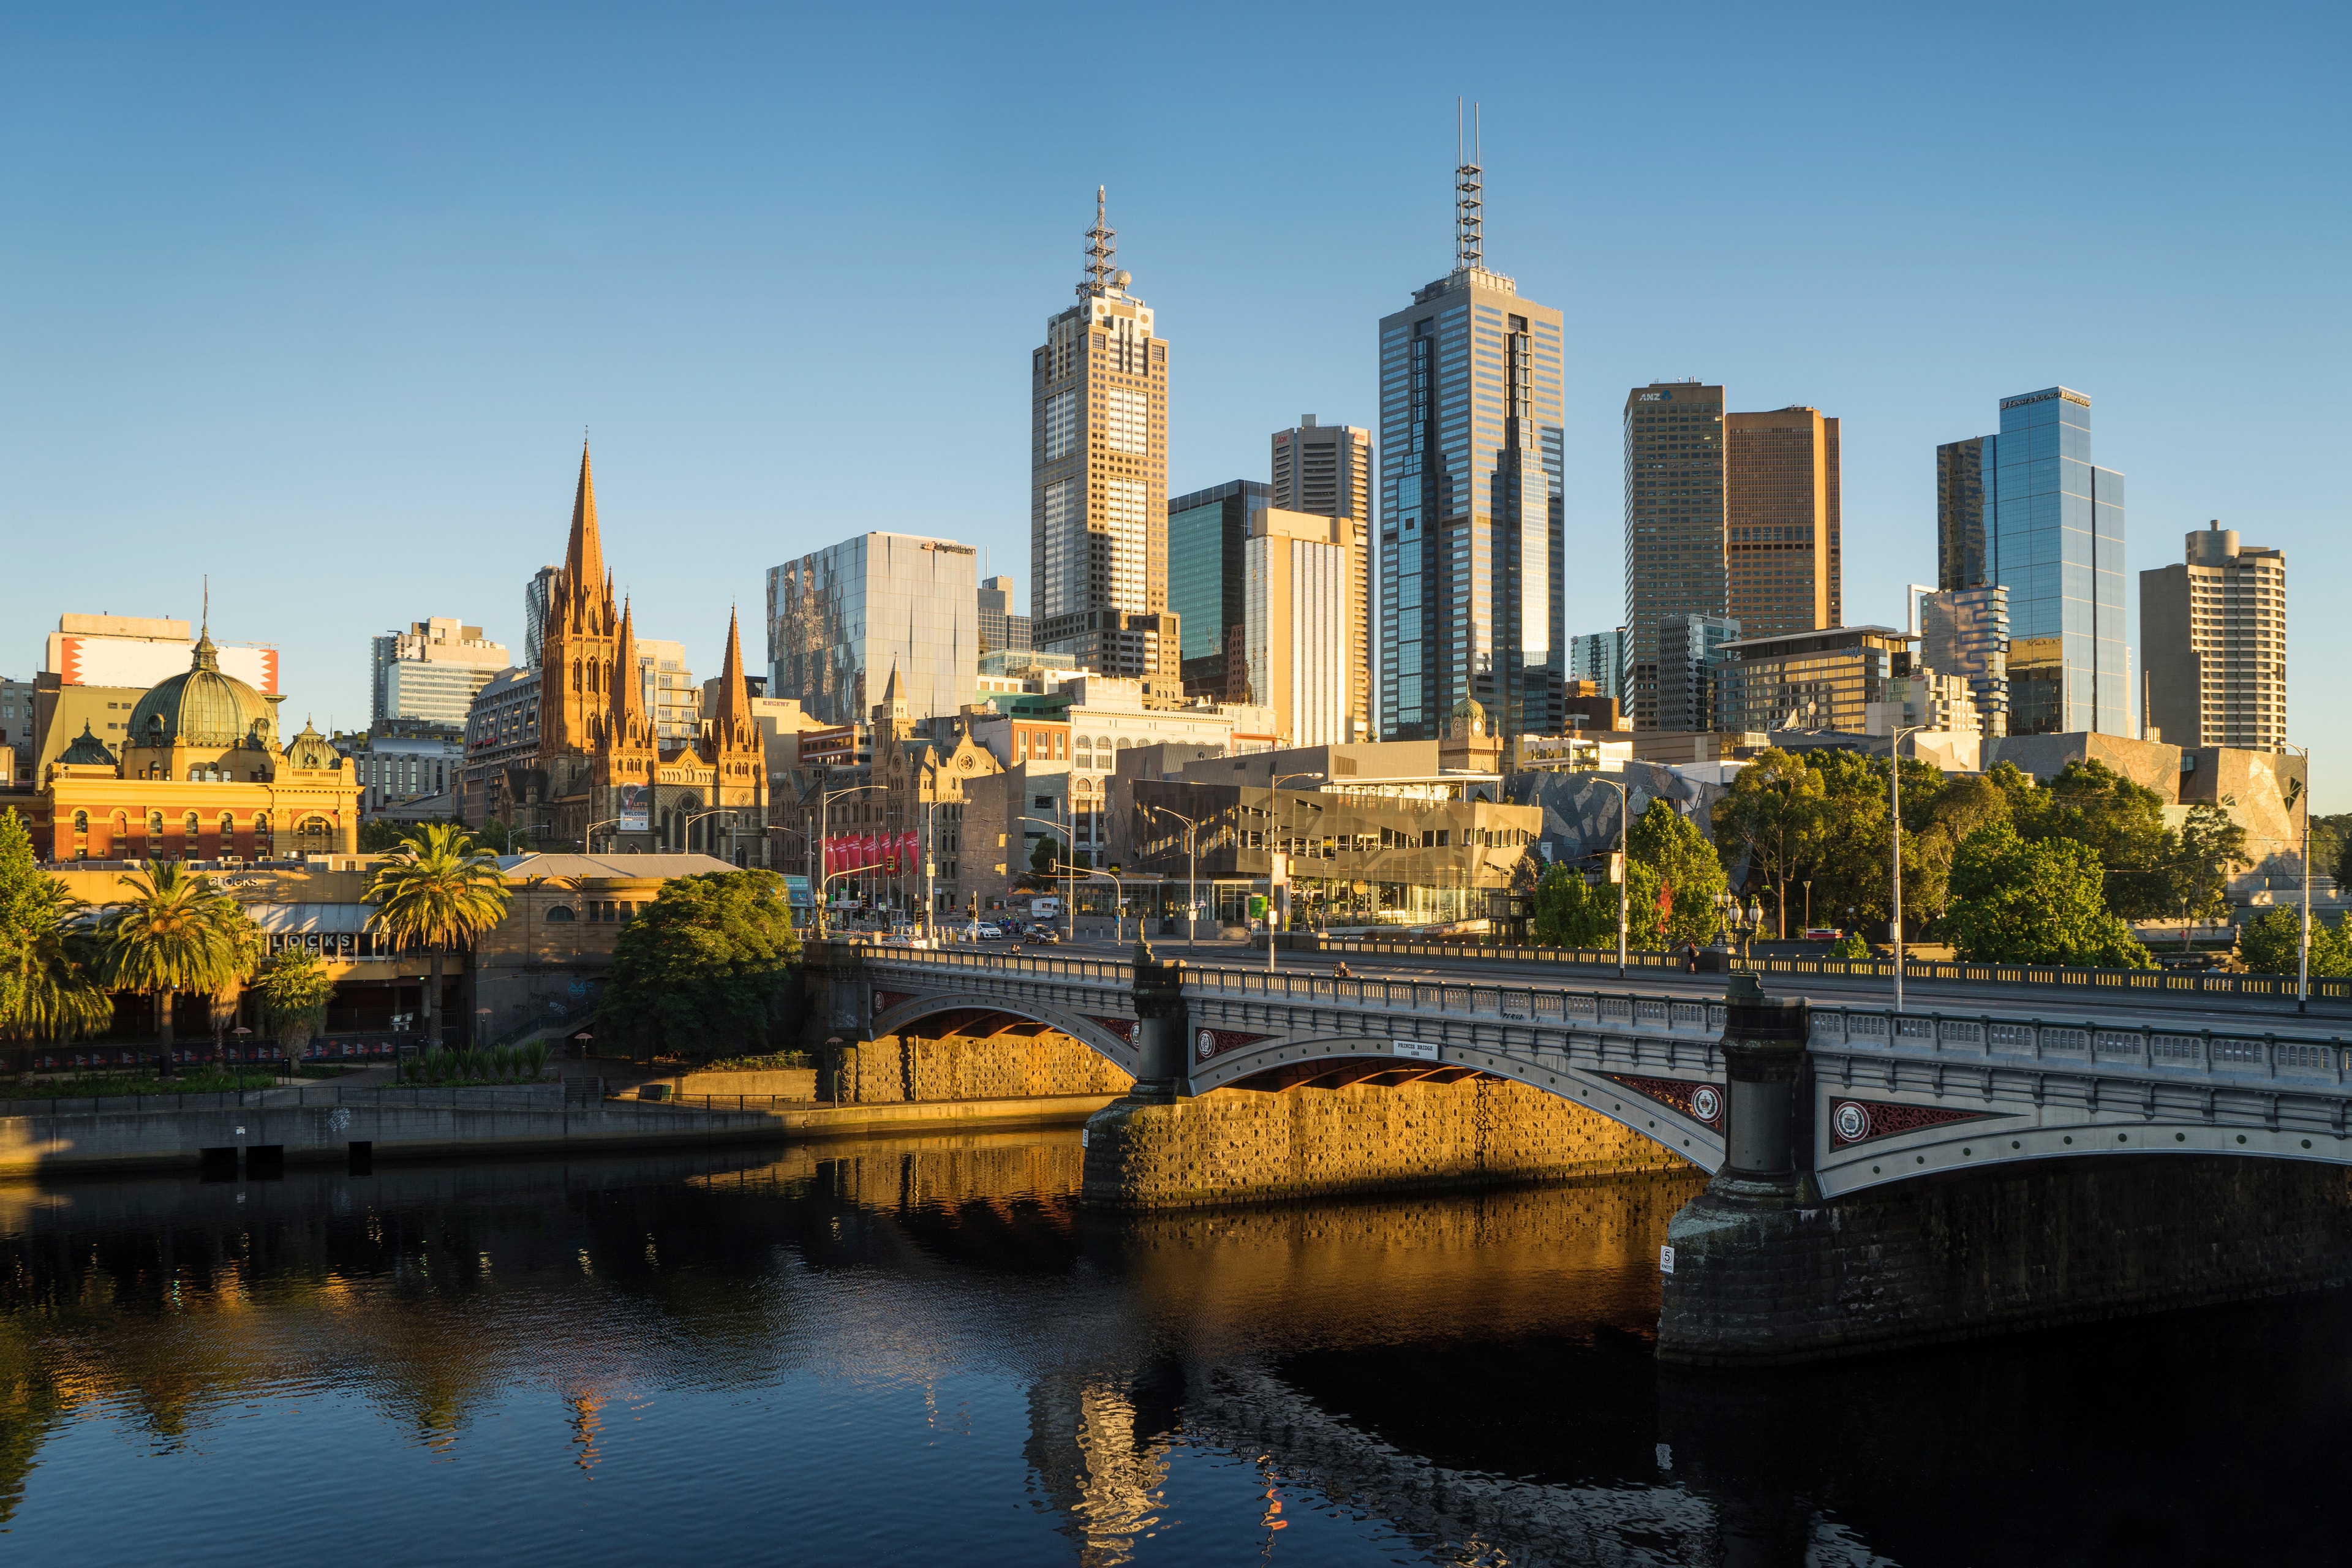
[2,5,2342,799]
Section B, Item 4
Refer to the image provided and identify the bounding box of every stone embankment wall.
[1658,1155,2352,1363]
[836,1032,1133,1106]
[1082,1076,1689,1209]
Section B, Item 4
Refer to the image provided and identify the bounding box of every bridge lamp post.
[1143,804,1202,951]
[1888,726,1928,1015]
[2285,743,2313,1012]
[1264,772,1327,974]
[1589,775,1631,980]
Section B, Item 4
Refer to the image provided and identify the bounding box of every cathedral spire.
[566,442,605,591]
[608,597,647,741]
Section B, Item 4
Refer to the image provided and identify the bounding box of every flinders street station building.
[26,622,361,862]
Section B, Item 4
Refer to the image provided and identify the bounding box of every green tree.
[2237,907,2352,977]
[1532,863,1619,949]
[1028,834,1059,878]
[0,814,114,1046]
[364,823,511,1047]
[1712,750,1826,938]
[1628,798,1727,948]
[1941,823,2154,969]
[101,861,264,1065]
[597,870,802,1064]
[478,818,530,855]
[2010,760,2172,918]
[2163,804,2250,948]
[252,947,336,1058]
[2306,813,2352,891]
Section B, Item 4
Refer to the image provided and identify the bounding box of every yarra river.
[1,1134,2345,1566]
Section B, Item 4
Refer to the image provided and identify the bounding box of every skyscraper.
[1725,405,1840,641]
[1167,479,1268,701]
[1272,417,1373,739]
[1031,189,1178,680]
[1379,129,1565,742]
[2141,525,2286,750]
[1656,613,1742,733]
[1919,586,2010,737]
[369,618,510,731]
[766,532,980,726]
[1937,388,2127,735]
[1622,382,1727,728]
[1238,509,1357,748]
[1566,628,1627,701]
[976,576,1031,657]
[523,565,559,669]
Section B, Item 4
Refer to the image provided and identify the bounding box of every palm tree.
[103,862,263,1072]
[0,878,115,1048]
[365,823,511,1050]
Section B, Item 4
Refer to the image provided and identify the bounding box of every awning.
[244,902,372,935]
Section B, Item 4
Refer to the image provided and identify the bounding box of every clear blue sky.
[4,3,2345,802]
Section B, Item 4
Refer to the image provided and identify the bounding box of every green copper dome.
[282,718,342,772]
[58,720,118,767]
[127,632,276,750]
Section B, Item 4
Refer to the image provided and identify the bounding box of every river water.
[1,1132,2344,1567]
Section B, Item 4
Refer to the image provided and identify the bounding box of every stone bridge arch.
[868,989,1143,1079]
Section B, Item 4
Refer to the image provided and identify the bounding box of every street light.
[811,780,889,938]
[1888,726,1927,1015]
[683,807,737,862]
[1143,804,1202,951]
[2285,743,2313,1012]
[1589,775,1632,979]
[1264,771,1326,973]
[1019,813,1081,943]
[582,817,619,854]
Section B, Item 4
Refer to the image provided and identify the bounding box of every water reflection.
[0,1135,2343,1566]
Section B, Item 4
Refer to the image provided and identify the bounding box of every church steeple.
[566,443,605,592]
[608,598,646,741]
[712,606,751,732]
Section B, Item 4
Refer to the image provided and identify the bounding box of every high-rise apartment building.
[1917,586,2008,737]
[976,576,1031,657]
[1379,146,1565,742]
[2140,526,2286,751]
[1725,405,1840,640]
[1936,388,2127,735]
[1566,628,1628,702]
[1656,614,1742,733]
[767,532,980,726]
[1623,382,1727,727]
[630,637,699,748]
[370,618,510,731]
[524,566,559,669]
[1168,479,1268,701]
[1713,626,1913,734]
[1272,417,1374,740]
[1235,508,1357,748]
[1031,189,1178,680]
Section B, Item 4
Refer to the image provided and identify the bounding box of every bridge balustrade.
[1809,1004,2350,1084]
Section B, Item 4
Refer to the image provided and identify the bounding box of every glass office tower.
[1377,153,1565,741]
[1167,479,1267,701]
[1935,388,2126,736]
[766,532,979,725]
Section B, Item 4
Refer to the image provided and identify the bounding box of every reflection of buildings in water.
[1023,1368,1179,1567]
[568,1389,606,1473]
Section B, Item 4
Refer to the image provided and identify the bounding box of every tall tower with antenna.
[1030,188,1180,682]
[1376,104,1567,742]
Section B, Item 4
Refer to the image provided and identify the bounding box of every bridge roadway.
[853,939,2352,1197]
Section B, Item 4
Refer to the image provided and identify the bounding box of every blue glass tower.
[1936,387,2126,736]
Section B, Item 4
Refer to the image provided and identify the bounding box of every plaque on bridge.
[1392,1040,1441,1062]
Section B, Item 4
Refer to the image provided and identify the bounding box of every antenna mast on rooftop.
[1455,99,1484,272]
[1080,186,1118,297]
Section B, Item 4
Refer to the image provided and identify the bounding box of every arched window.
[545,904,576,922]
[219,813,235,842]
[148,811,165,847]
[187,767,202,782]
[72,810,88,832]
[184,812,201,842]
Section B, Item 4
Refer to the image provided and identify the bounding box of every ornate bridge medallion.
[1830,1098,2002,1147]
[1196,1027,1271,1061]
[1602,1073,1724,1128]
[1084,1015,1137,1045]
[873,989,916,1015]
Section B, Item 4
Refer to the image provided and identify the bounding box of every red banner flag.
[1656,880,1674,915]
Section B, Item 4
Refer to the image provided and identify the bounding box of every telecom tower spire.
[1455,99,1483,272]
[1080,186,1118,297]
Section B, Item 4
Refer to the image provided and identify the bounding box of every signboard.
[618,785,650,834]
[51,633,279,693]
[1608,852,1626,884]
[783,875,812,909]
[1659,1245,1676,1275]
[1392,1039,1441,1061]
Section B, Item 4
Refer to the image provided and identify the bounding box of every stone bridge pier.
[1658,974,2352,1363]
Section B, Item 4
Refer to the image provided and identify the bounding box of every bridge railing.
[1185,965,1728,1035]
[1810,1005,2351,1083]
[1310,937,2352,1002]
[832,943,1134,986]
